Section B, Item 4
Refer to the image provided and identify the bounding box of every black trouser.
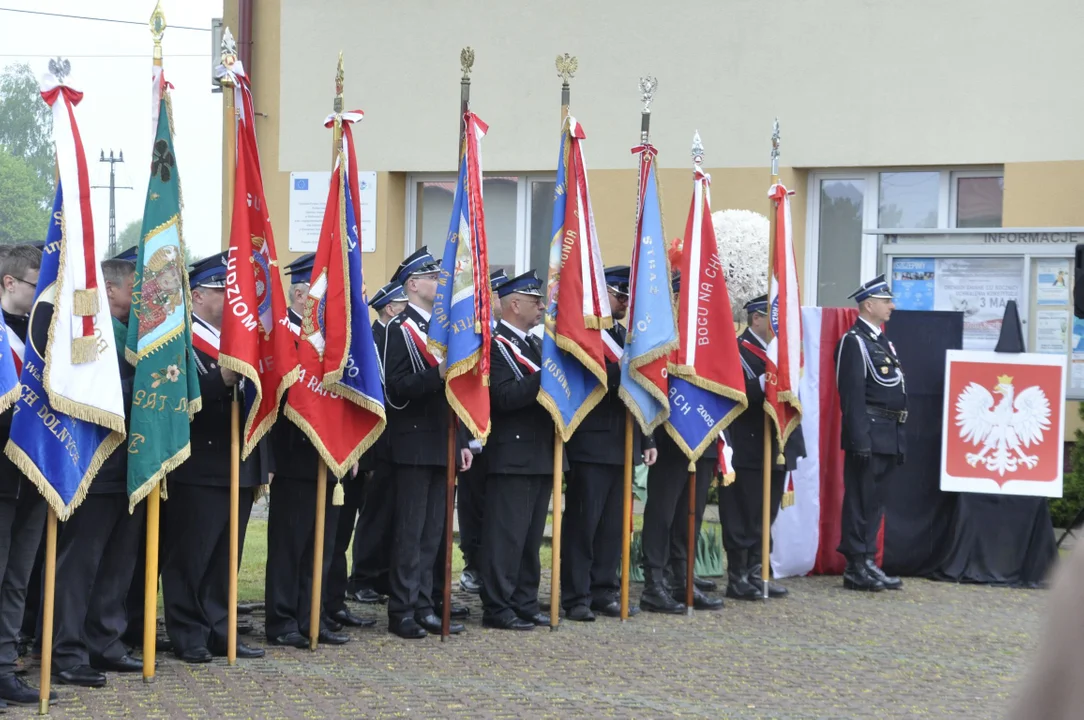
[21,523,46,646]
[387,465,445,623]
[350,459,395,596]
[479,474,550,622]
[264,476,339,639]
[162,482,253,653]
[456,456,487,571]
[721,465,786,563]
[325,474,362,616]
[666,457,713,589]
[640,442,688,586]
[0,485,46,678]
[53,493,145,670]
[838,452,895,559]
[560,462,622,610]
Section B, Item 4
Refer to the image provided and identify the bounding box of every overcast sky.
[0,0,223,259]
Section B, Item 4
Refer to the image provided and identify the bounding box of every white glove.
[758,374,766,392]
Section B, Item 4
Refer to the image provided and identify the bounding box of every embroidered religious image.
[138,244,185,341]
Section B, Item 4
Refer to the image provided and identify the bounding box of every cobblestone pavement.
[19,576,1042,719]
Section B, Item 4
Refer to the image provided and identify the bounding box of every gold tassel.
[71,335,99,365]
[72,289,99,317]
[332,480,345,506]
[722,472,736,487]
[781,490,795,509]
[474,320,481,333]
[776,453,786,465]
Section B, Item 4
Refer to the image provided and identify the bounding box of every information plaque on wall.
[289,170,377,253]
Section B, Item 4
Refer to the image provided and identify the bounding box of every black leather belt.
[867,406,907,424]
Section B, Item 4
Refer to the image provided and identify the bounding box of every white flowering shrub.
[713,209,769,319]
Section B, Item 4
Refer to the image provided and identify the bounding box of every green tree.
[0,63,54,189]
[0,147,50,245]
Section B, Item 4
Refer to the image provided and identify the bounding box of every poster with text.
[1036,259,1071,306]
[941,350,1065,498]
[1036,310,1069,354]
[934,257,1024,350]
[891,257,935,310]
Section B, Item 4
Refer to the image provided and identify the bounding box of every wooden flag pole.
[761,119,782,600]
[310,52,348,652]
[143,1,166,683]
[620,412,633,621]
[38,511,57,715]
[685,467,696,616]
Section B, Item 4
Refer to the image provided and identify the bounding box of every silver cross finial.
[692,130,704,166]
[638,76,657,113]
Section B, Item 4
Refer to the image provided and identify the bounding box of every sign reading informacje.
[289,171,377,253]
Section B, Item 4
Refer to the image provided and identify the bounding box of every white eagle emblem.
[954,374,1051,476]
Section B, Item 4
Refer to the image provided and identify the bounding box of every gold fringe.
[537,381,607,443]
[72,289,99,317]
[217,354,301,462]
[780,490,795,509]
[127,442,191,513]
[0,384,21,416]
[320,162,354,388]
[70,335,98,365]
[618,337,679,435]
[722,471,736,487]
[283,404,386,481]
[443,346,491,442]
[332,480,344,506]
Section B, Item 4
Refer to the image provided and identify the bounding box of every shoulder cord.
[495,338,525,381]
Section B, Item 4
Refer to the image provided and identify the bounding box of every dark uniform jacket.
[0,311,28,499]
[730,328,806,471]
[835,318,907,457]
[92,317,136,495]
[565,323,654,466]
[487,321,567,476]
[170,316,266,488]
[273,309,323,481]
[383,304,460,467]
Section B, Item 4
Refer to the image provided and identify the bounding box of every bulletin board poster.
[892,257,1025,350]
[1035,259,1071,306]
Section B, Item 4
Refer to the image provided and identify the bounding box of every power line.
[0,53,208,58]
[0,7,211,32]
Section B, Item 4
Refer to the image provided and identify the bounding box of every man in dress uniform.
[479,270,561,631]
[346,280,406,605]
[264,254,354,649]
[561,266,656,620]
[639,271,725,614]
[457,268,510,594]
[721,294,806,600]
[0,246,55,706]
[835,274,906,592]
[161,252,268,662]
[383,248,472,638]
[52,258,143,687]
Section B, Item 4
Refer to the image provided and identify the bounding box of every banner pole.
[620,412,633,621]
[310,460,328,650]
[38,510,57,715]
[551,438,564,631]
[686,467,695,616]
[762,119,781,600]
[142,486,160,680]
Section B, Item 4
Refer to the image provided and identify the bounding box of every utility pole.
[93,149,132,258]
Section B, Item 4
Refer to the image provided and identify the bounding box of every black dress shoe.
[864,558,903,590]
[459,569,482,594]
[640,583,686,614]
[565,605,595,622]
[324,617,344,632]
[331,608,377,628]
[416,613,465,635]
[693,575,717,592]
[389,617,427,639]
[317,629,351,645]
[842,560,885,592]
[435,603,470,619]
[351,588,388,604]
[91,654,143,673]
[210,641,265,659]
[748,573,789,598]
[590,599,641,618]
[0,674,56,705]
[176,646,213,664]
[269,632,308,648]
[482,614,534,631]
[236,618,254,636]
[674,587,724,611]
[517,612,551,627]
[56,665,107,688]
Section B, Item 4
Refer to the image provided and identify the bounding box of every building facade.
[224,0,1084,420]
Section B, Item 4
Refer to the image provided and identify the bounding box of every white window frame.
[804,166,1005,306]
[404,173,555,275]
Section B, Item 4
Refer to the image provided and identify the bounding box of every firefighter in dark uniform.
[264,254,356,649]
[560,266,656,620]
[161,252,268,662]
[835,274,906,592]
[479,270,562,630]
[457,268,509,594]
[347,280,407,604]
[383,248,472,639]
[721,294,806,600]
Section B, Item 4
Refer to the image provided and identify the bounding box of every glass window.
[529,180,555,280]
[956,176,1004,228]
[878,171,939,228]
[817,179,865,307]
[413,176,519,275]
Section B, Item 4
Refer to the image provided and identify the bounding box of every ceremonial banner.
[285,117,385,477]
[619,144,677,434]
[5,186,125,519]
[124,92,202,509]
[666,164,746,461]
[942,350,1064,497]
[429,112,492,441]
[0,315,20,415]
[219,70,299,459]
[765,183,803,458]
[538,117,612,440]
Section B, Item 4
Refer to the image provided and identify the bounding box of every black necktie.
[527,335,542,355]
